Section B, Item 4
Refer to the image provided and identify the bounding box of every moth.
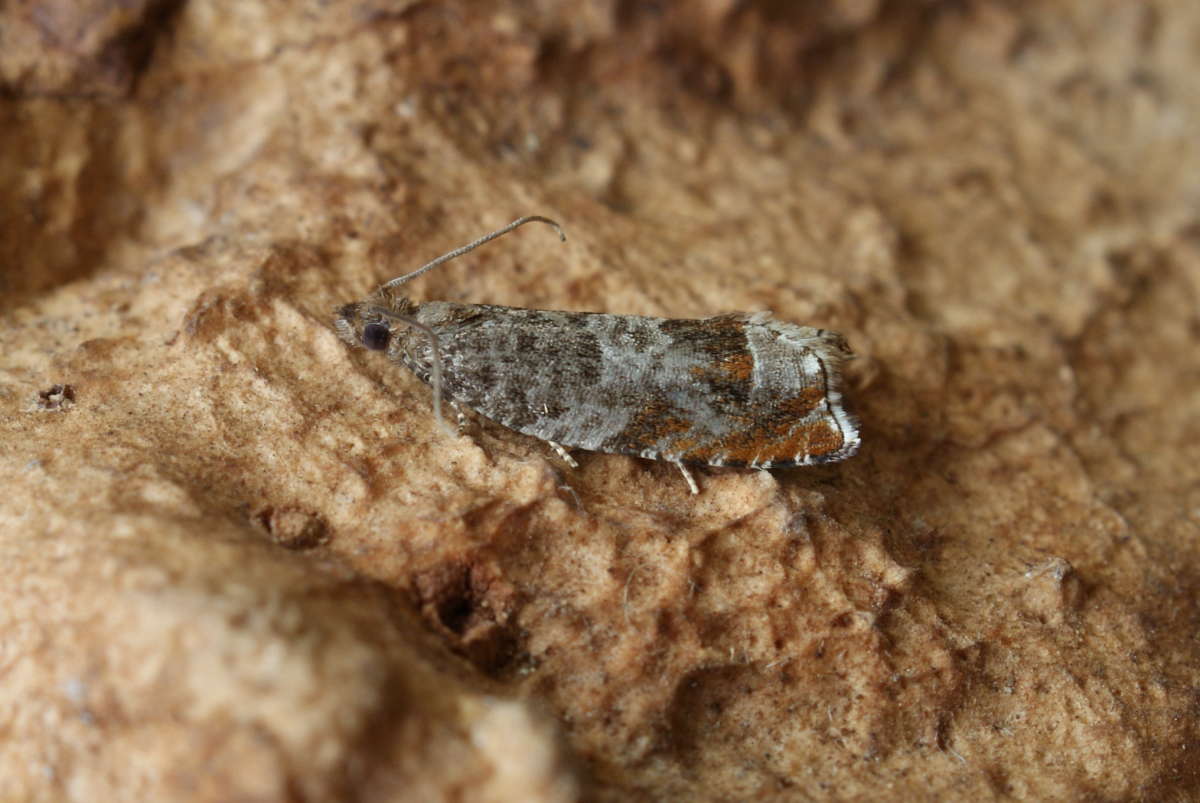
[334,216,860,494]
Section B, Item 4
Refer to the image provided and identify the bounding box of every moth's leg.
[449,400,470,435]
[555,481,584,511]
[673,460,700,495]
[548,441,579,469]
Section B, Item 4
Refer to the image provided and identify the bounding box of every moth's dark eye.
[361,322,391,351]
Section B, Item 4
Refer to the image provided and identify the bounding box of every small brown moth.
[335,217,859,493]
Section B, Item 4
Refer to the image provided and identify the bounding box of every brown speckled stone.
[2,1,1198,800]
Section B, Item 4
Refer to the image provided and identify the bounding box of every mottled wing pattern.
[400,302,859,468]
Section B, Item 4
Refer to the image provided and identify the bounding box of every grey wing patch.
[412,305,619,442]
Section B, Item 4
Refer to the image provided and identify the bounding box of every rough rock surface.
[2,1,1198,800]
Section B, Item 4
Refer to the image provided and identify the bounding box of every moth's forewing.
[400,303,858,467]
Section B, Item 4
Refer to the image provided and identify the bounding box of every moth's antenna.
[368,306,452,436]
[379,215,566,292]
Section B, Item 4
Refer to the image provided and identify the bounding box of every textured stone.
[1,1,1197,800]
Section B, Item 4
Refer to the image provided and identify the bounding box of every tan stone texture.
[2,1,1198,800]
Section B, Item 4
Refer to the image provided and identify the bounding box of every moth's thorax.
[391,300,487,381]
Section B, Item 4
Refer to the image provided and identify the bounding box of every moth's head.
[333,293,416,353]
